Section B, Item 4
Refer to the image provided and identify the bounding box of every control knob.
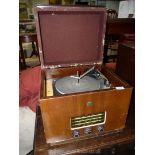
[73,130,80,137]
[84,127,92,134]
[97,125,104,132]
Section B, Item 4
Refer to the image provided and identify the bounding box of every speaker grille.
[71,112,106,130]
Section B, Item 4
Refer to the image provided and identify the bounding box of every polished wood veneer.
[106,18,135,35]
[40,66,132,144]
[34,106,135,155]
[34,6,133,148]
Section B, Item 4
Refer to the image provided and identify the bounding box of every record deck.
[34,6,133,145]
[53,66,111,95]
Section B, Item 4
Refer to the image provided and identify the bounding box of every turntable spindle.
[77,71,80,83]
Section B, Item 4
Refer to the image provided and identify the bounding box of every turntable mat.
[55,76,100,94]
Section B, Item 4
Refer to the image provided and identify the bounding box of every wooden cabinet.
[115,41,135,128]
[103,18,135,63]
[33,6,135,154]
[34,106,134,155]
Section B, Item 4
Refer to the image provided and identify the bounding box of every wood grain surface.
[34,106,134,155]
[40,66,132,144]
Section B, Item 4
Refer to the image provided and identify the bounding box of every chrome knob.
[73,130,80,137]
[97,125,104,132]
[84,127,92,134]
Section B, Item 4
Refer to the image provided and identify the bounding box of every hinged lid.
[34,6,107,68]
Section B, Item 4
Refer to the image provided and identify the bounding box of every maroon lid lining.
[36,7,107,67]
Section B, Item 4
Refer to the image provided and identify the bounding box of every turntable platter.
[55,76,100,94]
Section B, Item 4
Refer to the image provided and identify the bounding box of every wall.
[106,1,120,12]
[118,0,135,18]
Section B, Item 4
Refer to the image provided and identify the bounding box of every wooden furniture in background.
[106,18,135,35]
[19,33,39,69]
[116,42,135,86]
[19,21,36,34]
[104,33,135,71]
[119,33,135,43]
[103,18,135,63]
[115,41,135,128]
[104,35,135,128]
[107,9,118,19]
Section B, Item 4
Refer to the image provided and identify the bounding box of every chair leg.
[30,42,37,57]
[103,44,108,64]
[19,43,26,69]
